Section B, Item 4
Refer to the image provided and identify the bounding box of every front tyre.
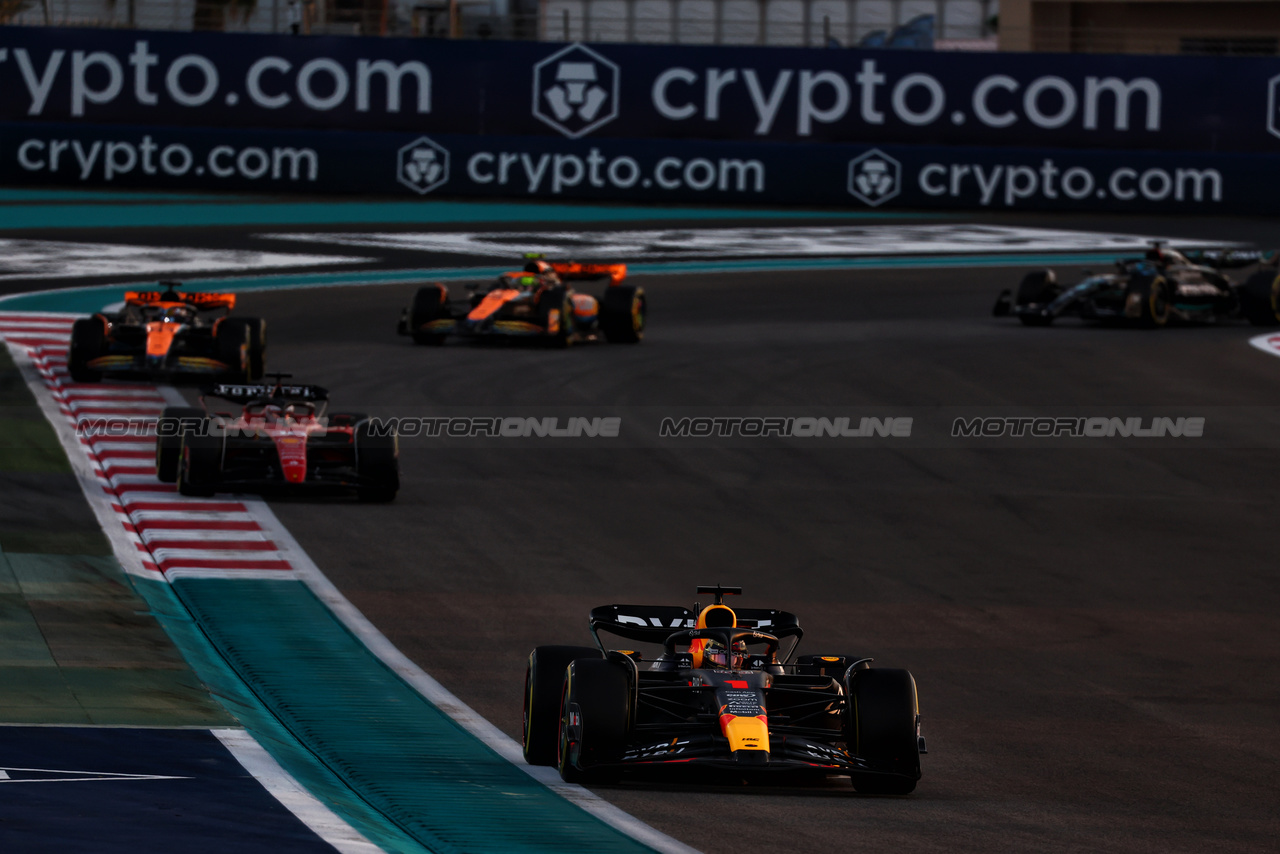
[1014,271,1058,327]
[523,645,602,766]
[155,408,207,483]
[408,285,449,345]
[1125,274,1171,328]
[847,668,921,795]
[177,433,221,498]
[537,287,574,349]
[557,658,630,783]
[68,317,107,383]
[354,421,399,502]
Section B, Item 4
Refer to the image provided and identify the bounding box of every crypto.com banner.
[7,121,1280,213]
[5,26,1280,153]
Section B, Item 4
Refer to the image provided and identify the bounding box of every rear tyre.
[68,317,106,383]
[354,421,398,502]
[225,317,268,379]
[847,668,921,795]
[1126,274,1171,328]
[1014,271,1058,327]
[215,321,251,381]
[177,433,221,498]
[1240,269,1280,326]
[523,645,603,766]
[408,285,449,345]
[557,658,630,783]
[155,408,206,483]
[599,286,646,343]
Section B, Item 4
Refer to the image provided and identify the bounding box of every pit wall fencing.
[3,25,1279,212]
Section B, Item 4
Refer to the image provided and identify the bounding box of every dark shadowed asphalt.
[239,253,1280,854]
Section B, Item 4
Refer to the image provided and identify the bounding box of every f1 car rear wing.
[589,604,803,647]
[124,289,237,309]
[1182,249,1280,269]
[548,261,627,286]
[203,382,329,403]
[522,253,627,286]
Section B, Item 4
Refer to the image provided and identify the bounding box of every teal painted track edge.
[0,198,929,231]
[128,575,431,854]
[141,575,661,854]
[0,252,1123,314]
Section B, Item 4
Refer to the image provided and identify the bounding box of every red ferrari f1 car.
[523,586,925,793]
[69,281,265,383]
[155,374,398,502]
[397,255,645,347]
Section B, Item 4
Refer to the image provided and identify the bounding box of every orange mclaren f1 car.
[68,281,265,383]
[523,586,926,793]
[397,255,645,347]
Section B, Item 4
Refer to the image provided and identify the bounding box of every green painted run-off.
[145,576,659,854]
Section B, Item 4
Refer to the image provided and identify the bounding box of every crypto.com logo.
[1268,74,1280,139]
[397,136,450,194]
[847,149,901,207]
[532,44,620,138]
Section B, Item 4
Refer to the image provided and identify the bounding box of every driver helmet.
[701,637,748,669]
[690,603,742,668]
[159,305,193,323]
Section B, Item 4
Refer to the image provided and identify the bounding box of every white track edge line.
[213,729,383,854]
[243,498,704,854]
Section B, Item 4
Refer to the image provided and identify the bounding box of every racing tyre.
[599,285,646,343]
[155,408,207,483]
[847,668,920,795]
[408,285,449,346]
[68,317,107,383]
[1014,271,1058,327]
[1239,270,1280,326]
[216,321,252,381]
[221,317,267,379]
[177,433,221,498]
[1126,274,1171,328]
[523,645,603,766]
[557,658,629,783]
[354,422,399,502]
[538,287,574,349]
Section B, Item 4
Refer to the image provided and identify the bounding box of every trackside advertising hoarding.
[2,26,1279,212]
[7,25,1280,151]
[6,121,1279,213]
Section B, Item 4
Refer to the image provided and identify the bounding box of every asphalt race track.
[231,216,1280,854]
[8,207,1280,853]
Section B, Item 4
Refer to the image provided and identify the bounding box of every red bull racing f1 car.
[992,244,1280,327]
[523,586,925,794]
[69,281,266,383]
[155,374,398,502]
[397,255,645,347]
